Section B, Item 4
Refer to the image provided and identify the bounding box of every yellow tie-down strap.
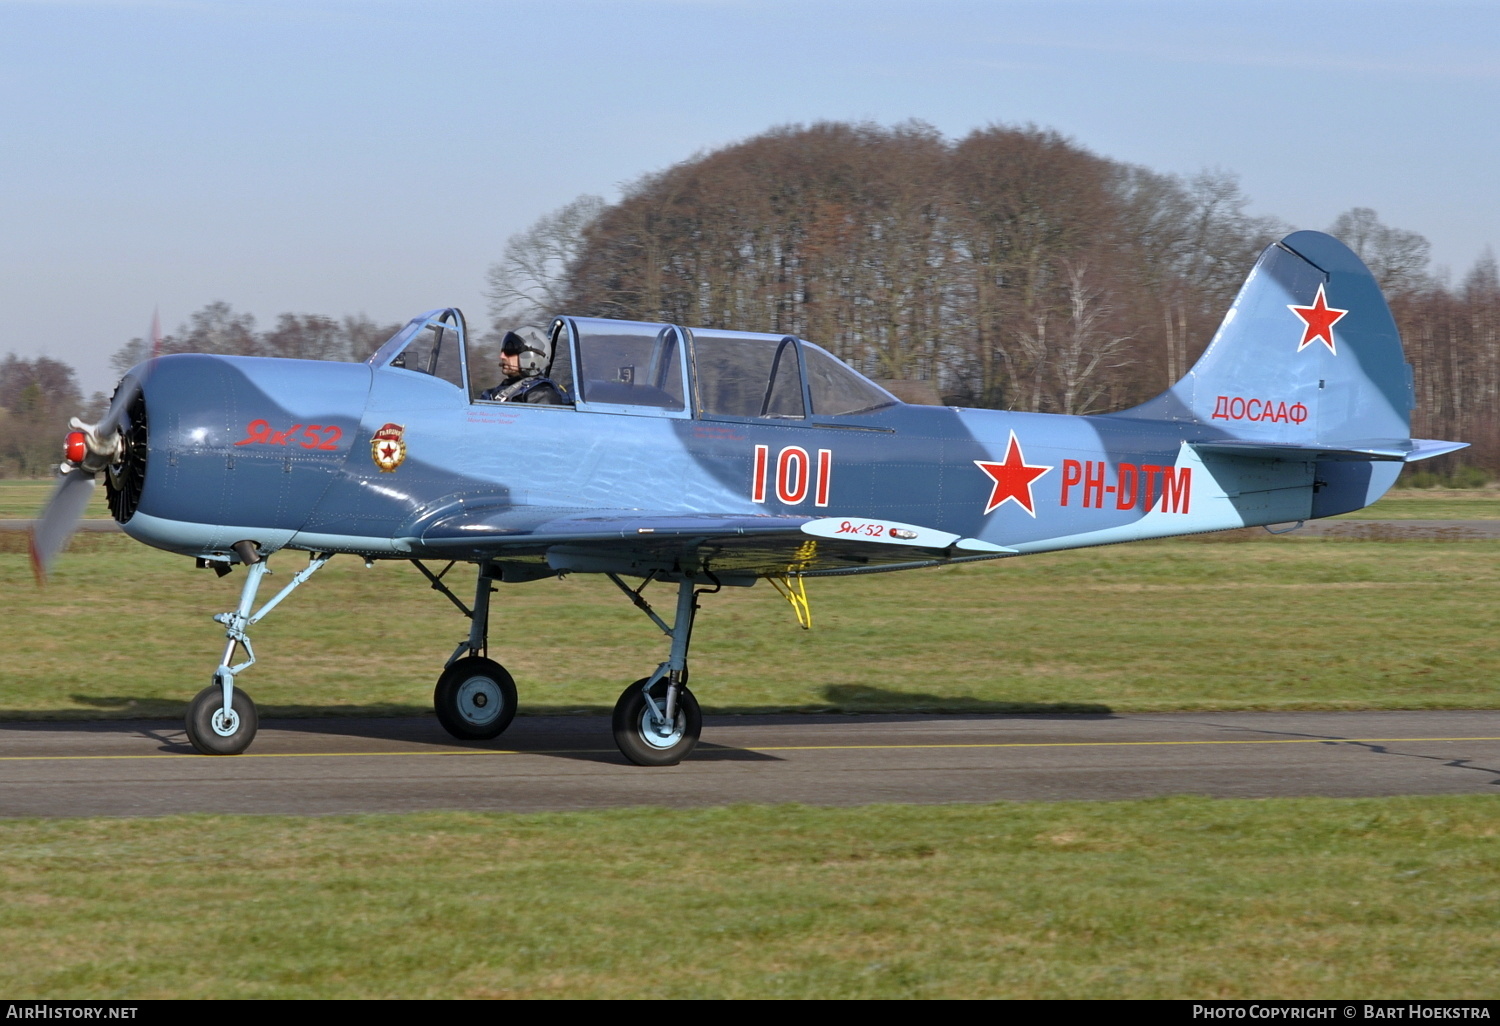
[768,574,812,630]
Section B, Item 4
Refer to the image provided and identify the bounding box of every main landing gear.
[604,573,711,766]
[414,561,518,740]
[189,549,715,766]
[185,542,332,755]
[420,564,715,765]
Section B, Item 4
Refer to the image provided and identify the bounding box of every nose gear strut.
[184,548,333,755]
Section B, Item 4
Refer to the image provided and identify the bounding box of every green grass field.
[2,797,1496,998]
[2,532,1499,718]
[0,479,110,519]
[1336,488,1500,520]
[4,480,1493,720]
[4,484,1498,1000]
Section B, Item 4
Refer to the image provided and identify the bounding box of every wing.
[401,505,1013,579]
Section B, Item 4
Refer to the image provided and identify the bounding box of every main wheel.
[434,657,518,740]
[612,676,701,766]
[185,683,259,755]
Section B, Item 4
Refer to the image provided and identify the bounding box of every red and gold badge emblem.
[371,423,407,473]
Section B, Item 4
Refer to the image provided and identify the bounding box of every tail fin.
[1122,230,1465,464]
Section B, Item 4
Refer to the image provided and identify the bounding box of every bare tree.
[341,314,403,361]
[1328,208,1432,296]
[0,354,83,476]
[1052,263,1132,415]
[262,313,346,361]
[179,302,258,356]
[548,119,1492,472]
[109,337,154,379]
[486,195,605,330]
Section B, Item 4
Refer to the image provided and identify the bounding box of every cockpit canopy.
[371,310,898,418]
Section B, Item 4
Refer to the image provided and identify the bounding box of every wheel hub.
[639,706,684,749]
[211,707,240,737]
[456,675,503,726]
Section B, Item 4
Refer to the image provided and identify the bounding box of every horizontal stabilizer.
[1192,438,1469,463]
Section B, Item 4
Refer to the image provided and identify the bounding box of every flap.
[402,506,1014,577]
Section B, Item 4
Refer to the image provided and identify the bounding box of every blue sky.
[2,0,1496,395]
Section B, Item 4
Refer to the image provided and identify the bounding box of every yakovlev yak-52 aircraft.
[31,231,1465,764]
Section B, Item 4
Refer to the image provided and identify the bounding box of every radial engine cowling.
[117,354,371,558]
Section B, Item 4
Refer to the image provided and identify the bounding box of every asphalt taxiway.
[2,710,1497,817]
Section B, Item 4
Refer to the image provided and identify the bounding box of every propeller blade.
[29,470,98,583]
[94,373,142,439]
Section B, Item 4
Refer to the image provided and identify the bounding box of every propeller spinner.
[29,376,143,581]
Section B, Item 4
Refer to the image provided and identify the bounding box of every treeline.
[0,305,399,478]
[5,121,1496,479]
[105,303,399,378]
[1393,255,1500,473]
[489,121,1497,474]
[0,355,88,478]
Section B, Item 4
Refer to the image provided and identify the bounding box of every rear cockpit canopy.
[371,310,898,418]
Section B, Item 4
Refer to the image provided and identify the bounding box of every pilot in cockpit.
[480,326,567,405]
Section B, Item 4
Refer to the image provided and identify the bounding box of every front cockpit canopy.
[370,309,468,391]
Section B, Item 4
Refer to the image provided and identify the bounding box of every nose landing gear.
[185,548,333,755]
[185,683,259,755]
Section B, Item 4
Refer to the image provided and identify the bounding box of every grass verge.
[3,534,1499,717]
[2,797,1496,998]
[1337,488,1500,520]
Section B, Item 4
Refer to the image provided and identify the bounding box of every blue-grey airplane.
[31,231,1465,764]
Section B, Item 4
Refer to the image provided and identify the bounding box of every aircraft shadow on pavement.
[1,707,782,764]
[258,716,783,764]
[25,688,1115,723]
[3,685,1120,764]
[815,684,1114,718]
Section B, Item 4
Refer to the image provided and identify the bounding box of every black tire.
[434,657,518,740]
[185,683,259,755]
[612,676,701,766]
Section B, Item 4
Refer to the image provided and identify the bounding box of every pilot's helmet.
[501,326,550,378]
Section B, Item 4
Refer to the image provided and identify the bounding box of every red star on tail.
[974,431,1052,516]
[1288,283,1348,354]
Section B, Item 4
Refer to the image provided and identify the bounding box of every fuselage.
[115,349,1387,568]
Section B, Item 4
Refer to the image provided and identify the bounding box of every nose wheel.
[612,675,701,766]
[185,683,259,755]
[434,656,518,740]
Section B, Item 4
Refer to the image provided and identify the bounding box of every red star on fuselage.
[1288,283,1348,354]
[974,431,1052,517]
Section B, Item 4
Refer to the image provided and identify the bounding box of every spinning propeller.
[29,373,145,582]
